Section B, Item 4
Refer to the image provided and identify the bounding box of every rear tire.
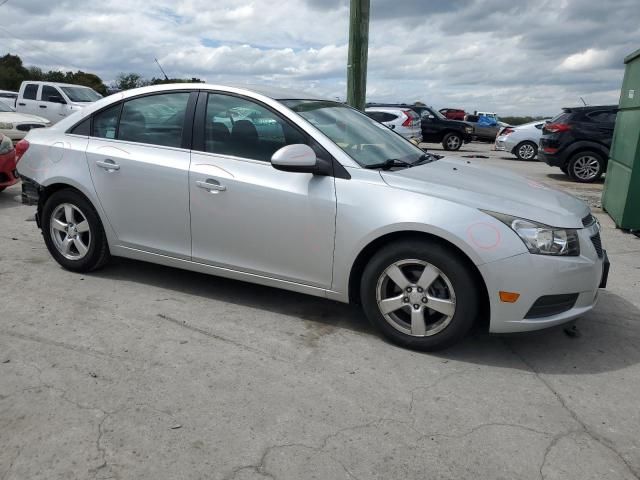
[41,189,110,272]
[360,240,478,351]
[442,133,462,151]
[568,151,604,183]
[515,141,537,161]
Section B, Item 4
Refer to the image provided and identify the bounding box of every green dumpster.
[602,48,640,230]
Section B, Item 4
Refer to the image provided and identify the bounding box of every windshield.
[0,103,15,112]
[60,86,102,103]
[282,100,426,167]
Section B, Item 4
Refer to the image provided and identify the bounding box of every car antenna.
[154,58,170,81]
[580,97,587,106]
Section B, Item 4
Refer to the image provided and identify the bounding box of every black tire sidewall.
[442,133,462,151]
[42,189,108,272]
[568,151,604,183]
[515,141,537,161]
[360,240,479,351]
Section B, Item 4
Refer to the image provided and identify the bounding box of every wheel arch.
[564,141,609,164]
[347,230,490,329]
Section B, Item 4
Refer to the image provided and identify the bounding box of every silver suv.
[16,84,608,350]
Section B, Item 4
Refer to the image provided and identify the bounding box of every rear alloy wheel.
[361,240,478,351]
[442,133,462,151]
[515,141,537,161]
[568,152,604,183]
[42,189,110,272]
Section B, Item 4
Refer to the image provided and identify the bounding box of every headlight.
[465,126,473,133]
[484,211,580,256]
[0,122,14,129]
[0,135,13,155]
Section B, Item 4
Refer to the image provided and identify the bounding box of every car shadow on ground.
[91,258,640,376]
[546,173,605,185]
[0,189,24,211]
[92,257,371,335]
[437,290,640,375]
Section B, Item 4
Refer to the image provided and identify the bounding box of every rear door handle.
[196,179,226,193]
[39,105,47,108]
[96,159,120,171]
[18,102,26,106]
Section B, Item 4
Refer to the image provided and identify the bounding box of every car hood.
[0,112,50,124]
[380,158,589,228]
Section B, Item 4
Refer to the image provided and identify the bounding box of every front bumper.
[479,241,608,333]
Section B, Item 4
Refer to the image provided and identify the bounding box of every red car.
[439,108,466,121]
[0,134,18,192]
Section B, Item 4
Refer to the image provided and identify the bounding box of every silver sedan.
[15,84,608,350]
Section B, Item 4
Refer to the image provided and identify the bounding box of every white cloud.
[0,0,637,115]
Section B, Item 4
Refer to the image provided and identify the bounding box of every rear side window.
[23,84,38,100]
[587,111,617,123]
[365,111,385,122]
[70,117,91,136]
[118,92,190,148]
[382,112,399,122]
[550,112,571,124]
[92,104,121,139]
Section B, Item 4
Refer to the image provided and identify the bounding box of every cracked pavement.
[1,144,640,479]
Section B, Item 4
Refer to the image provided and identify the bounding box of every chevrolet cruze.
[15,84,609,350]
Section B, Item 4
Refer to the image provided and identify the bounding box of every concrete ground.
[1,142,639,480]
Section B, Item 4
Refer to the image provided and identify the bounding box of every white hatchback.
[495,120,549,160]
[365,107,422,143]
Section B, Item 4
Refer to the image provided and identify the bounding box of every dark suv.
[539,105,617,183]
[366,103,474,150]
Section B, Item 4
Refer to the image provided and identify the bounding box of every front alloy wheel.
[360,240,478,351]
[443,133,462,151]
[376,259,456,337]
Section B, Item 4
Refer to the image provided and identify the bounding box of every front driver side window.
[204,93,306,161]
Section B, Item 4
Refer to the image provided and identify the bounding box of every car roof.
[562,105,618,113]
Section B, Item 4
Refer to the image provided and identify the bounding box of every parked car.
[17,84,608,351]
[0,133,18,192]
[365,107,422,143]
[464,113,504,142]
[16,81,102,124]
[367,104,473,150]
[495,120,550,160]
[0,89,18,108]
[439,108,466,121]
[539,105,617,182]
[0,102,50,142]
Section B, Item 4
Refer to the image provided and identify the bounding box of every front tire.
[515,141,537,161]
[360,240,478,351]
[568,151,604,183]
[442,133,462,151]
[42,189,110,272]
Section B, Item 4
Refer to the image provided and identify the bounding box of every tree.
[0,53,29,90]
[113,73,148,91]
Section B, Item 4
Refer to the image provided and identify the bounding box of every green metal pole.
[346,0,370,111]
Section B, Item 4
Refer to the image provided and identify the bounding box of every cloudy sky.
[1,0,638,115]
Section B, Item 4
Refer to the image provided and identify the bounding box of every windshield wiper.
[413,152,443,165]
[363,158,415,170]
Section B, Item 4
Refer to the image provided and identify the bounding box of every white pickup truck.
[15,81,102,124]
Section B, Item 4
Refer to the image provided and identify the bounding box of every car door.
[85,91,195,259]
[420,108,439,141]
[189,92,337,288]
[40,85,68,123]
[17,83,41,117]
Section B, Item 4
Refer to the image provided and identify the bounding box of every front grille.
[525,293,579,319]
[582,214,596,227]
[16,124,45,132]
[591,232,603,258]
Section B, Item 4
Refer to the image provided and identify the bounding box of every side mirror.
[271,144,318,174]
[49,95,66,104]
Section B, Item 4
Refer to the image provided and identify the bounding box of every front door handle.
[196,179,226,193]
[96,159,120,171]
